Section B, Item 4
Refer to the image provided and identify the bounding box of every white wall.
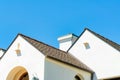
[45,57,91,80]
[0,35,45,80]
[59,41,72,51]
[0,49,5,57]
[69,30,120,79]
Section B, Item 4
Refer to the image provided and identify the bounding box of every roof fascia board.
[86,28,120,52]
[0,34,20,60]
[67,28,88,52]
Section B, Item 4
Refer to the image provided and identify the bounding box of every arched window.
[74,75,81,80]
[6,66,29,80]
[74,74,84,80]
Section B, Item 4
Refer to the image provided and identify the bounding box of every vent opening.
[84,42,90,49]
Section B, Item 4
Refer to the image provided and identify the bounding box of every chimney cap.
[58,33,78,41]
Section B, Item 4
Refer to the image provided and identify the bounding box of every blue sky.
[0,0,120,49]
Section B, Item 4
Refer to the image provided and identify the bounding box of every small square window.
[15,49,21,56]
[84,42,90,49]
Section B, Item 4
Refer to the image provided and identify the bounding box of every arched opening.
[74,74,84,80]
[75,75,81,80]
[6,66,29,80]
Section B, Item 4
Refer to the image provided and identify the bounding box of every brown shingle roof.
[19,34,93,73]
[86,28,120,51]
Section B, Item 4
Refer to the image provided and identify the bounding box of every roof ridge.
[67,28,86,52]
[19,33,93,73]
[86,29,120,51]
[67,28,120,52]
[19,33,69,54]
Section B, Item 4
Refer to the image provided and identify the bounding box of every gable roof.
[86,28,120,51]
[19,34,93,73]
[67,28,120,52]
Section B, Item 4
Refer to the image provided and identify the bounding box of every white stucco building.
[0,28,119,80]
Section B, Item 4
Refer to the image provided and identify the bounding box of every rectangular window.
[83,42,90,49]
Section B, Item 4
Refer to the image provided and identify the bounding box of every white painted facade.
[0,34,92,80]
[1,28,119,80]
[45,57,92,80]
[0,49,5,57]
[0,35,45,80]
[68,29,120,79]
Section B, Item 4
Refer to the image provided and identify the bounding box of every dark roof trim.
[19,34,68,54]
[71,33,78,37]
[20,34,93,73]
[86,28,120,51]
[0,34,19,59]
[46,56,94,73]
[0,33,93,73]
[100,76,120,80]
[67,28,87,52]
[0,48,6,52]
[67,28,120,52]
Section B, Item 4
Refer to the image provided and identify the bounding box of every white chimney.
[58,34,78,52]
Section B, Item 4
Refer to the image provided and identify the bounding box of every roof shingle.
[20,34,93,73]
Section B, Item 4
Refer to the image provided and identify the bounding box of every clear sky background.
[0,0,120,49]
